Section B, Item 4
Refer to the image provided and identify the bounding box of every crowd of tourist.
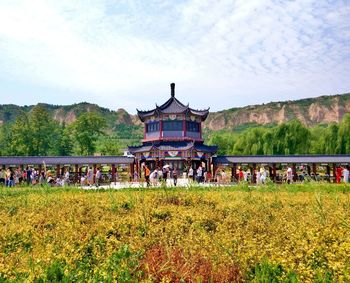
[1,164,349,188]
[0,166,74,187]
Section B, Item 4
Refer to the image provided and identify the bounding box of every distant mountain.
[204,93,350,131]
[1,93,350,134]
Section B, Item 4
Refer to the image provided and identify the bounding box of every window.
[146,121,159,133]
[186,121,200,132]
[163,120,183,131]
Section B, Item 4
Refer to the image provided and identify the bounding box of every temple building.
[128,83,217,176]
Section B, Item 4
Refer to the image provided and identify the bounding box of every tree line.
[0,105,115,156]
[1,105,350,156]
[207,114,350,155]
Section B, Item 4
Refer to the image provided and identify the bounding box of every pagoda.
[129,83,217,176]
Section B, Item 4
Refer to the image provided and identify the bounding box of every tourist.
[188,166,194,182]
[336,167,343,183]
[39,171,46,186]
[80,174,86,186]
[206,170,212,183]
[143,164,151,187]
[173,167,178,186]
[150,169,158,186]
[26,166,32,186]
[260,168,267,184]
[238,169,244,182]
[215,167,221,183]
[286,167,293,184]
[0,169,5,186]
[7,168,14,187]
[256,169,261,185]
[196,166,203,183]
[343,167,349,183]
[61,169,69,186]
[221,169,227,183]
[87,167,94,186]
[162,165,168,181]
[95,168,101,187]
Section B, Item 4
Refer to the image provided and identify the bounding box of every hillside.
[1,93,350,135]
[204,93,350,131]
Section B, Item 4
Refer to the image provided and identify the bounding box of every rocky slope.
[0,93,349,131]
[204,93,350,131]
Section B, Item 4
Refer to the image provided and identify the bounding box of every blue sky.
[0,0,349,114]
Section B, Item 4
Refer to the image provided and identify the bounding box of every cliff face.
[0,93,349,131]
[204,93,350,130]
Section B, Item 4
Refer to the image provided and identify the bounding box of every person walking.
[0,169,5,186]
[95,168,101,187]
[87,167,94,187]
[26,166,32,186]
[188,166,194,183]
[336,167,343,183]
[343,167,349,183]
[173,167,178,186]
[144,164,151,187]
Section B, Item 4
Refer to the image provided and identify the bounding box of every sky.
[0,0,350,114]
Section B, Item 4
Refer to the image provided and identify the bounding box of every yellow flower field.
[1,184,350,282]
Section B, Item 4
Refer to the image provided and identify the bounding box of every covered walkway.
[213,155,350,183]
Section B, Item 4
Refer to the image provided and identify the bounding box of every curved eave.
[137,109,156,122]
[189,107,210,121]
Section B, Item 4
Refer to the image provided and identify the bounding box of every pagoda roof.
[129,141,217,154]
[137,83,209,122]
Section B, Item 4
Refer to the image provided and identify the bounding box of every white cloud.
[0,0,349,112]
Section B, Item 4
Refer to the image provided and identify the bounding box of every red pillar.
[135,160,139,181]
[93,164,97,183]
[232,163,237,182]
[111,164,116,183]
[326,165,331,182]
[75,164,79,183]
[129,163,134,182]
[252,164,256,183]
[312,163,317,176]
[332,163,336,183]
[292,164,297,182]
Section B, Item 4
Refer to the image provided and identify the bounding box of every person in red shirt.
[336,167,343,183]
[238,169,244,182]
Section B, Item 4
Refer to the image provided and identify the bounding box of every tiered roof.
[129,141,218,154]
[137,83,209,122]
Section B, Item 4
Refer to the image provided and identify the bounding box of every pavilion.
[128,83,217,176]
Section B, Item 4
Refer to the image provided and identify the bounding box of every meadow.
[1,183,350,282]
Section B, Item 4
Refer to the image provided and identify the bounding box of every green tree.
[233,128,269,155]
[337,114,350,154]
[97,137,123,155]
[53,123,74,156]
[272,120,311,154]
[30,105,58,155]
[70,112,107,155]
[10,113,33,155]
[0,124,13,155]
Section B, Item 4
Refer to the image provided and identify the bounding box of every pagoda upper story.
[137,83,209,142]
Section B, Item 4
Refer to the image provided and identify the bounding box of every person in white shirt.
[343,168,349,183]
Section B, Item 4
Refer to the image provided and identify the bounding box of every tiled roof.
[137,84,209,121]
[213,155,350,165]
[129,141,217,154]
[0,156,134,165]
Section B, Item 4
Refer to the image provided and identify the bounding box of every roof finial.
[170,83,175,97]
